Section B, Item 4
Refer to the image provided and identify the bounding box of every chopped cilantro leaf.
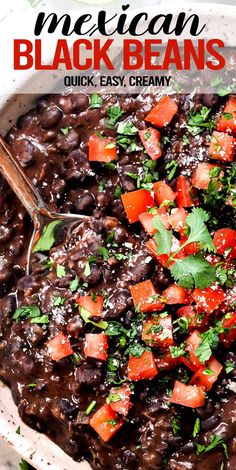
[106,393,121,404]
[165,160,179,181]
[60,127,69,135]
[171,254,216,289]
[225,360,234,374]
[196,434,228,458]
[80,307,108,330]
[187,107,215,136]
[33,220,61,253]
[192,417,201,438]
[56,264,66,278]
[153,216,173,255]
[90,94,103,109]
[117,122,139,135]
[85,400,97,415]
[106,105,124,128]
[69,278,79,292]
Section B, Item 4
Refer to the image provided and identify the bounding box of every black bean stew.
[0,90,236,470]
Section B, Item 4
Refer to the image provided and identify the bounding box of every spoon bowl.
[0,136,88,274]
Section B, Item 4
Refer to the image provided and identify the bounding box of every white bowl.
[0,3,236,469]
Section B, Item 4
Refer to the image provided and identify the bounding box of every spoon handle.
[0,136,46,220]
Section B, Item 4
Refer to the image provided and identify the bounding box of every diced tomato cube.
[181,238,200,255]
[191,163,222,190]
[121,189,155,224]
[130,279,164,313]
[142,314,173,347]
[145,96,178,128]
[139,211,156,236]
[146,236,186,269]
[108,384,131,416]
[216,98,236,134]
[139,128,162,160]
[128,350,158,381]
[153,181,176,206]
[208,131,235,162]
[190,356,223,391]
[84,333,108,361]
[47,332,74,361]
[213,228,236,260]
[162,284,190,305]
[192,285,225,314]
[156,349,180,370]
[185,330,204,369]
[220,312,236,347]
[88,134,117,162]
[77,295,103,318]
[169,208,188,236]
[139,208,170,235]
[176,306,206,330]
[175,175,199,208]
[89,403,123,442]
[170,380,205,408]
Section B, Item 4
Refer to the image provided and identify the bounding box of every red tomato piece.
[139,211,156,236]
[191,163,222,190]
[213,228,236,260]
[88,134,117,162]
[121,189,155,224]
[84,333,108,361]
[142,314,173,347]
[170,381,205,408]
[156,349,180,370]
[47,332,74,362]
[190,356,223,391]
[169,208,188,236]
[175,175,199,208]
[146,236,186,269]
[145,96,178,127]
[192,285,225,314]
[77,295,103,318]
[130,279,164,313]
[128,350,158,381]
[89,403,123,442]
[176,306,206,330]
[180,236,200,255]
[185,330,204,369]
[108,384,131,416]
[139,208,170,235]
[216,98,236,134]
[153,181,176,206]
[139,128,162,160]
[220,312,236,347]
[208,131,235,162]
[162,284,190,305]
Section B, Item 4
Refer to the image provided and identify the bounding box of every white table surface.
[0,0,235,468]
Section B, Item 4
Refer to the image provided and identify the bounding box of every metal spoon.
[0,136,88,274]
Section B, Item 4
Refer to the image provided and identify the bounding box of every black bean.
[67,315,84,338]
[0,226,13,242]
[56,130,80,153]
[105,288,132,320]
[122,450,138,468]
[71,94,89,113]
[75,363,102,388]
[75,194,95,213]
[57,398,78,418]
[114,225,128,244]
[63,149,92,181]
[1,295,16,316]
[40,106,63,129]
[16,139,35,167]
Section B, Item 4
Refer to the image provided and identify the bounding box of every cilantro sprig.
[187,107,215,136]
